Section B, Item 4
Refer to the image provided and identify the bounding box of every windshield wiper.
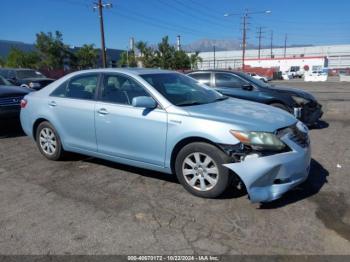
[176,101,203,106]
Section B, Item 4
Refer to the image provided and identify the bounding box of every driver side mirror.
[242,84,253,91]
[132,96,157,109]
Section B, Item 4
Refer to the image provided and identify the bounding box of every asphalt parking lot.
[0,78,350,255]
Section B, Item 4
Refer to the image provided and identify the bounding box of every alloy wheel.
[182,152,219,191]
[39,127,57,156]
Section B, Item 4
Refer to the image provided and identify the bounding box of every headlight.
[28,82,40,88]
[292,95,309,105]
[230,130,286,151]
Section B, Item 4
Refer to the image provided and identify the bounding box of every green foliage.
[75,44,99,69]
[173,50,191,70]
[156,36,175,69]
[0,57,5,67]
[190,51,203,69]
[35,31,71,69]
[5,48,40,68]
[121,36,196,70]
[118,50,137,67]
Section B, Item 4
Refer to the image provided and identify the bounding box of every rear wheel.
[175,142,233,198]
[36,121,64,161]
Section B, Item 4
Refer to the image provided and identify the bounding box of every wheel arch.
[32,118,50,141]
[170,136,222,174]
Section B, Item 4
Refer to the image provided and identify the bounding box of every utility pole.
[270,30,274,58]
[213,45,216,69]
[284,34,288,58]
[257,26,265,60]
[225,10,271,72]
[93,0,112,68]
[241,12,248,71]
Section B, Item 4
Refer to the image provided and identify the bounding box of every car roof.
[188,69,243,74]
[67,68,176,76]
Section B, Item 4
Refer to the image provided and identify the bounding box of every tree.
[5,48,40,69]
[135,41,147,57]
[0,57,5,67]
[156,36,175,69]
[35,31,70,69]
[118,50,137,67]
[75,44,98,69]
[173,50,191,70]
[190,51,203,69]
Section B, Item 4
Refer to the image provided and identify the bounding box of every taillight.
[20,99,27,108]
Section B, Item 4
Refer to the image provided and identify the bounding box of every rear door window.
[214,73,245,88]
[51,74,99,100]
[188,73,211,86]
[100,74,150,105]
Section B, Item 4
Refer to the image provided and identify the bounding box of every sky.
[1,0,350,50]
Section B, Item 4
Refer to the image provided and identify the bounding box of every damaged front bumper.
[224,135,311,203]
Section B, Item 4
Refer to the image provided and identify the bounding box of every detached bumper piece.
[300,102,323,125]
[224,125,311,203]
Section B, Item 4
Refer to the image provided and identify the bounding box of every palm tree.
[190,51,203,69]
[135,41,147,57]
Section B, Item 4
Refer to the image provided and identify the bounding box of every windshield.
[234,71,270,88]
[16,70,45,79]
[0,75,13,86]
[140,73,225,106]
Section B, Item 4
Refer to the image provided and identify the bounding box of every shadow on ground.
[259,159,329,209]
[308,120,329,130]
[61,153,327,206]
[0,119,25,138]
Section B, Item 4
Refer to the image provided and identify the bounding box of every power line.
[157,0,231,29]
[225,9,271,71]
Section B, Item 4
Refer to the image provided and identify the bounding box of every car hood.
[182,98,297,132]
[268,85,316,101]
[0,85,32,98]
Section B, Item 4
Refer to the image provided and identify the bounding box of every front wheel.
[175,142,233,198]
[36,121,64,161]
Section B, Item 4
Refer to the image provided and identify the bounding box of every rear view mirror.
[132,96,157,109]
[242,84,253,91]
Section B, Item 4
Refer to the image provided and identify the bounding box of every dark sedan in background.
[0,68,54,90]
[187,70,323,126]
[0,75,32,119]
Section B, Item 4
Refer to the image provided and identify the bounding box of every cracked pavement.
[0,79,349,255]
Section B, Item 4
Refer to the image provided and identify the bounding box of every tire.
[175,142,233,198]
[35,121,64,161]
[270,103,290,113]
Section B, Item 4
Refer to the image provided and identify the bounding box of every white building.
[195,44,350,71]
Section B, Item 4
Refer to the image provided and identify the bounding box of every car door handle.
[48,101,57,107]
[97,108,109,115]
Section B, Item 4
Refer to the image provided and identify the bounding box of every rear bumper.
[224,135,311,203]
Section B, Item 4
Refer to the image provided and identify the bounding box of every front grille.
[0,96,23,107]
[276,123,309,148]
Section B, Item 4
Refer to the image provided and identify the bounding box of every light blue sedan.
[20,69,311,203]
